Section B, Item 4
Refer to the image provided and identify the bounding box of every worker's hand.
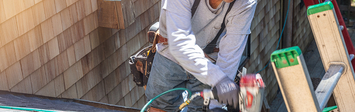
[212,77,240,109]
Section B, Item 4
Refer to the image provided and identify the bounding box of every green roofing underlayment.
[307,1,334,16]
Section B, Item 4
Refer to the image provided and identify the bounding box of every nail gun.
[178,73,265,112]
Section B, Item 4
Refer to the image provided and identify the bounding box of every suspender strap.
[203,1,236,54]
[191,0,201,18]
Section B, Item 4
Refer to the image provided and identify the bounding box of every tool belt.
[129,28,218,90]
[129,23,160,89]
[156,32,168,45]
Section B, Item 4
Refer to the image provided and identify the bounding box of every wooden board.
[97,0,125,29]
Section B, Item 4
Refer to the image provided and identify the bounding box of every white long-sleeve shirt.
[157,0,257,87]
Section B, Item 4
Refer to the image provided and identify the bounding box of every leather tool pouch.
[129,45,155,87]
[129,22,159,87]
[128,0,202,87]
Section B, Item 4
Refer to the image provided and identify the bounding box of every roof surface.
[0,91,140,112]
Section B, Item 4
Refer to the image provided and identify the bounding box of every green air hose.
[141,88,192,112]
[322,106,337,112]
[0,105,57,112]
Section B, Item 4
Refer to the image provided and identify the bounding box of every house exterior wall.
[245,0,282,103]
[245,0,313,103]
[0,0,160,109]
[0,0,313,109]
[292,0,313,50]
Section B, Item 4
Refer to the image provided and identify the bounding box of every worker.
[145,0,257,111]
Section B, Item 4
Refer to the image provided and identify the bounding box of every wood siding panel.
[61,84,78,99]
[66,0,78,6]
[83,13,98,35]
[1,17,19,45]
[67,45,76,66]
[52,14,63,36]
[69,4,79,24]
[104,70,120,94]
[0,72,8,90]
[81,81,105,102]
[76,65,102,98]
[0,47,9,72]
[21,50,41,78]
[41,19,55,43]
[11,76,32,94]
[57,51,70,74]
[16,8,35,36]
[55,0,67,13]
[23,0,35,9]
[32,2,46,26]
[44,57,58,81]
[47,37,60,60]
[63,61,83,89]
[14,34,31,60]
[3,0,24,20]
[30,67,47,93]
[72,20,85,43]
[74,38,86,61]
[6,62,23,89]
[4,42,18,67]
[75,0,85,21]
[108,82,123,104]
[58,32,71,52]
[28,26,44,52]
[0,0,6,23]
[83,0,92,16]
[35,0,42,4]
[43,0,57,19]
[35,79,56,97]
[61,8,73,31]
[90,0,97,11]
[97,0,120,29]
[38,43,50,65]
[54,74,65,96]
[89,29,100,50]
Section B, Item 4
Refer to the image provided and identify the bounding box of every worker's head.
[223,0,234,3]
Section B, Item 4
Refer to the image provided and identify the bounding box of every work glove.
[212,77,240,109]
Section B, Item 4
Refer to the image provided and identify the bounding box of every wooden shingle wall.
[292,0,313,50]
[245,0,313,103]
[245,0,282,103]
[0,0,160,108]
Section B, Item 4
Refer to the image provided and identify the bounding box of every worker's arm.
[163,0,227,87]
[216,0,257,80]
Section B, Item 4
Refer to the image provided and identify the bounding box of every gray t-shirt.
[157,0,257,86]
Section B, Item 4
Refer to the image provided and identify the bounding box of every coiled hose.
[141,88,192,112]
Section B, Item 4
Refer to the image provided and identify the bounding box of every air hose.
[322,106,337,112]
[0,105,56,112]
[141,88,192,112]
